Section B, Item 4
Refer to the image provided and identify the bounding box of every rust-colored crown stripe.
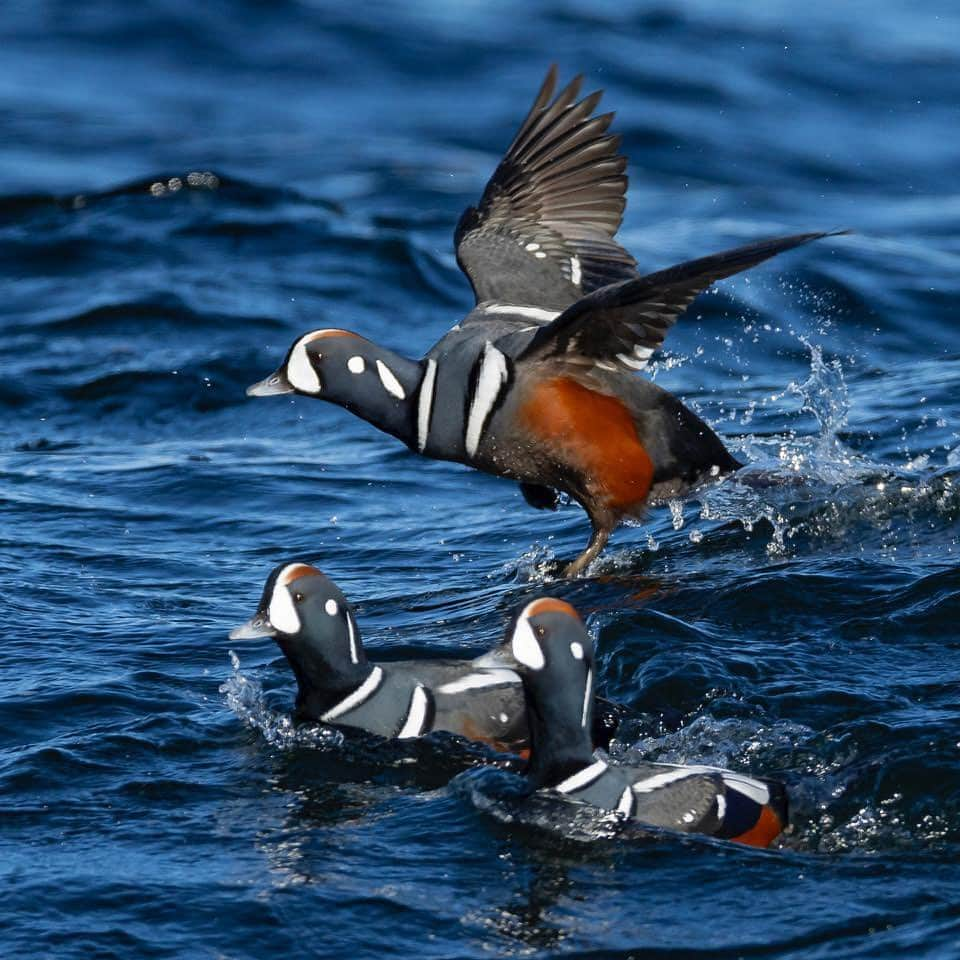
[278,563,322,586]
[524,597,581,620]
[304,329,362,342]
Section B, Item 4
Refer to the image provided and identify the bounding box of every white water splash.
[219,651,343,750]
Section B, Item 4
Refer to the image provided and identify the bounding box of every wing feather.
[455,66,637,309]
[519,231,847,372]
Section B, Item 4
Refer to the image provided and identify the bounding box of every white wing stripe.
[483,304,560,323]
[436,669,519,695]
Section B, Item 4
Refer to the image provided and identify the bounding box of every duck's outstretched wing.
[518,231,846,372]
[455,65,637,311]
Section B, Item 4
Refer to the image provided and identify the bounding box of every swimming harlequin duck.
[478,598,788,847]
[247,66,842,575]
[229,561,622,752]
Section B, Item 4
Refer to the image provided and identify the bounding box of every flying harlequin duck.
[229,561,622,752]
[247,66,843,575]
[479,597,788,847]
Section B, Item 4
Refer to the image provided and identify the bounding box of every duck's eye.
[294,592,304,603]
[535,625,547,639]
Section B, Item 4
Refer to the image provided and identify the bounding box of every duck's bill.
[247,369,294,397]
[229,613,277,640]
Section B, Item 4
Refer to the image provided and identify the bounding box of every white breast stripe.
[376,360,406,399]
[436,669,518,695]
[617,786,634,817]
[555,759,608,795]
[345,610,359,665]
[570,256,582,286]
[483,304,560,323]
[397,685,430,739]
[321,666,383,722]
[416,358,437,453]
[716,793,727,822]
[465,342,508,458]
[580,667,592,729]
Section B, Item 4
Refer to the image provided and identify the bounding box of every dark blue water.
[3,1,960,957]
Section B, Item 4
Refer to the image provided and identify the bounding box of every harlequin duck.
[478,598,788,847]
[247,66,843,575]
[229,561,622,752]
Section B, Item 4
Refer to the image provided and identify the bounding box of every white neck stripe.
[580,667,592,729]
[321,666,383,722]
[416,358,437,453]
[376,359,406,400]
[346,611,359,665]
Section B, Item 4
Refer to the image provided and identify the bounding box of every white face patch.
[570,641,584,660]
[324,598,338,616]
[376,360,406,399]
[287,336,321,393]
[347,356,365,374]
[512,616,545,671]
[268,583,301,635]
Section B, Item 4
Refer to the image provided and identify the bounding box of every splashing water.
[220,652,344,750]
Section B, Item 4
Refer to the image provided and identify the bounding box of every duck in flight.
[247,66,842,575]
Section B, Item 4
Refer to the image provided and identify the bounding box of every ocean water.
[2,1,959,957]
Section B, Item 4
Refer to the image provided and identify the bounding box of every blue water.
[3,1,960,957]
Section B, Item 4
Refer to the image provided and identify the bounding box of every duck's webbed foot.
[562,522,611,578]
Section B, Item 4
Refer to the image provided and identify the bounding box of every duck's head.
[229,562,371,705]
[479,598,597,784]
[247,329,408,402]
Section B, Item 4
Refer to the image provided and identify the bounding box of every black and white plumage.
[477,597,788,847]
[246,67,844,576]
[229,561,623,751]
